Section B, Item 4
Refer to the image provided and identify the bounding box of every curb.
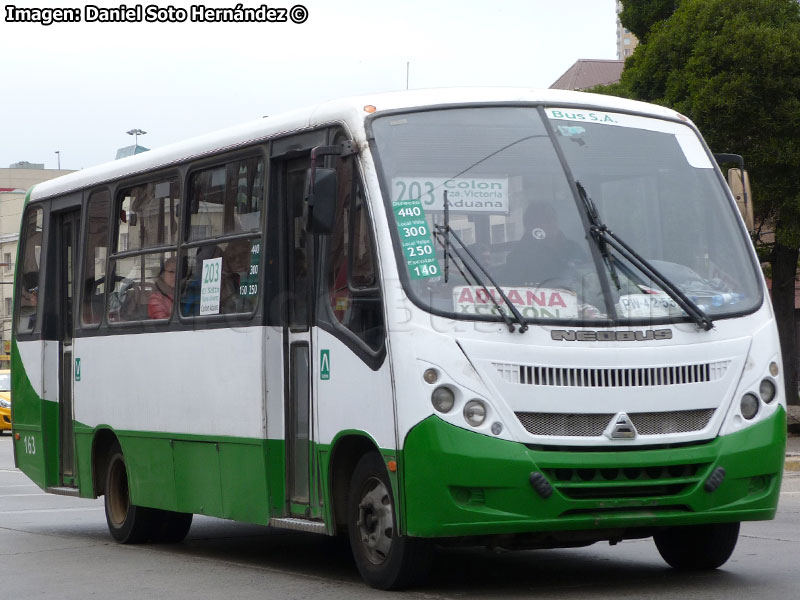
[785,456,800,472]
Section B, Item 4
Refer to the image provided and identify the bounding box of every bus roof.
[29,87,685,202]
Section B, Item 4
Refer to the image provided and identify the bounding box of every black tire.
[347,452,432,590]
[103,443,156,544]
[149,510,193,543]
[654,522,740,570]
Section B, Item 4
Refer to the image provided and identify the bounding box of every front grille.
[626,409,715,435]
[517,412,613,437]
[543,462,709,500]
[495,361,730,388]
[516,409,715,437]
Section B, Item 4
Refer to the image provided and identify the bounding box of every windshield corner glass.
[371,106,761,326]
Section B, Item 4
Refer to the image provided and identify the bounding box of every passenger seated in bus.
[505,201,589,289]
[148,257,177,319]
[19,272,38,330]
[180,245,222,316]
[220,239,251,313]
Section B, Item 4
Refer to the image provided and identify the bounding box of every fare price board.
[392,196,440,280]
[238,241,261,298]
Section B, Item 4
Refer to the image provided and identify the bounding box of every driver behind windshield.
[504,201,591,288]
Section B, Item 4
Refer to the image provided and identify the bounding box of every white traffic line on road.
[0,493,50,497]
[0,506,103,515]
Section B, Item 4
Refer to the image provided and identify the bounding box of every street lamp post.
[126,128,147,147]
[54,150,61,169]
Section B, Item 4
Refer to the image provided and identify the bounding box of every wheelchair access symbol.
[75,357,81,382]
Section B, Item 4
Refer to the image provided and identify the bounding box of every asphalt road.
[2,432,799,599]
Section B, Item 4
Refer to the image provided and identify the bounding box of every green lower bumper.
[402,409,786,538]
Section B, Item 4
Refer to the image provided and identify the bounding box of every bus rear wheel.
[654,522,740,570]
[347,452,432,590]
[104,443,155,544]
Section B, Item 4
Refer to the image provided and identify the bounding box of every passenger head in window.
[148,257,176,319]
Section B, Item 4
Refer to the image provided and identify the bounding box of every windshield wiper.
[435,191,528,334]
[575,181,714,331]
[576,182,621,291]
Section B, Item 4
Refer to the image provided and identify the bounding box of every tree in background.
[618,0,679,41]
[598,0,800,403]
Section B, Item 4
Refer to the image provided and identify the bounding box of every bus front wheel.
[654,522,740,570]
[150,510,193,543]
[347,452,432,590]
[104,443,155,544]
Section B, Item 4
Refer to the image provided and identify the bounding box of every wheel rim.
[108,458,130,527]
[356,476,394,565]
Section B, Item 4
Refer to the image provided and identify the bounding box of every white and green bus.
[12,89,786,589]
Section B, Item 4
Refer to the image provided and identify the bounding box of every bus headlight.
[431,386,455,413]
[740,393,759,420]
[759,378,776,403]
[463,400,487,427]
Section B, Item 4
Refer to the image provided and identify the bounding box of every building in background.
[0,165,74,354]
[550,58,625,91]
[616,1,639,59]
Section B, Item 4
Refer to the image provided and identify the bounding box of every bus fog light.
[769,362,779,377]
[423,368,439,384]
[464,400,487,427]
[759,379,776,403]
[431,386,455,413]
[740,393,759,420]
[491,422,503,435]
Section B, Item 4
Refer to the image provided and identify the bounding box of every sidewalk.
[787,405,800,472]
[786,432,800,472]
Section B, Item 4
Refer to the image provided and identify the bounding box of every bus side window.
[180,156,264,318]
[107,177,181,323]
[188,157,263,240]
[16,207,43,334]
[326,155,384,351]
[81,190,110,326]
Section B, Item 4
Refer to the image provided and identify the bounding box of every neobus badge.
[550,329,673,342]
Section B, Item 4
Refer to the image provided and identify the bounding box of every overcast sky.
[1,0,618,170]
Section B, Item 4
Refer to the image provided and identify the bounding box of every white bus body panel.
[16,341,45,399]
[387,295,782,449]
[314,328,396,450]
[72,328,266,439]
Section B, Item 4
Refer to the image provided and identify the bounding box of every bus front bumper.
[401,409,785,538]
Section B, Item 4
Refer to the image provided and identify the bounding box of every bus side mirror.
[728,168,753,233]
[305,167,337,234]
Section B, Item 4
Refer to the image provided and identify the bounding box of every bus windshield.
[371,106,762,326]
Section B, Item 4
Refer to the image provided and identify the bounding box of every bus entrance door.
[280,157,317,518]
[52,209,80,489]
